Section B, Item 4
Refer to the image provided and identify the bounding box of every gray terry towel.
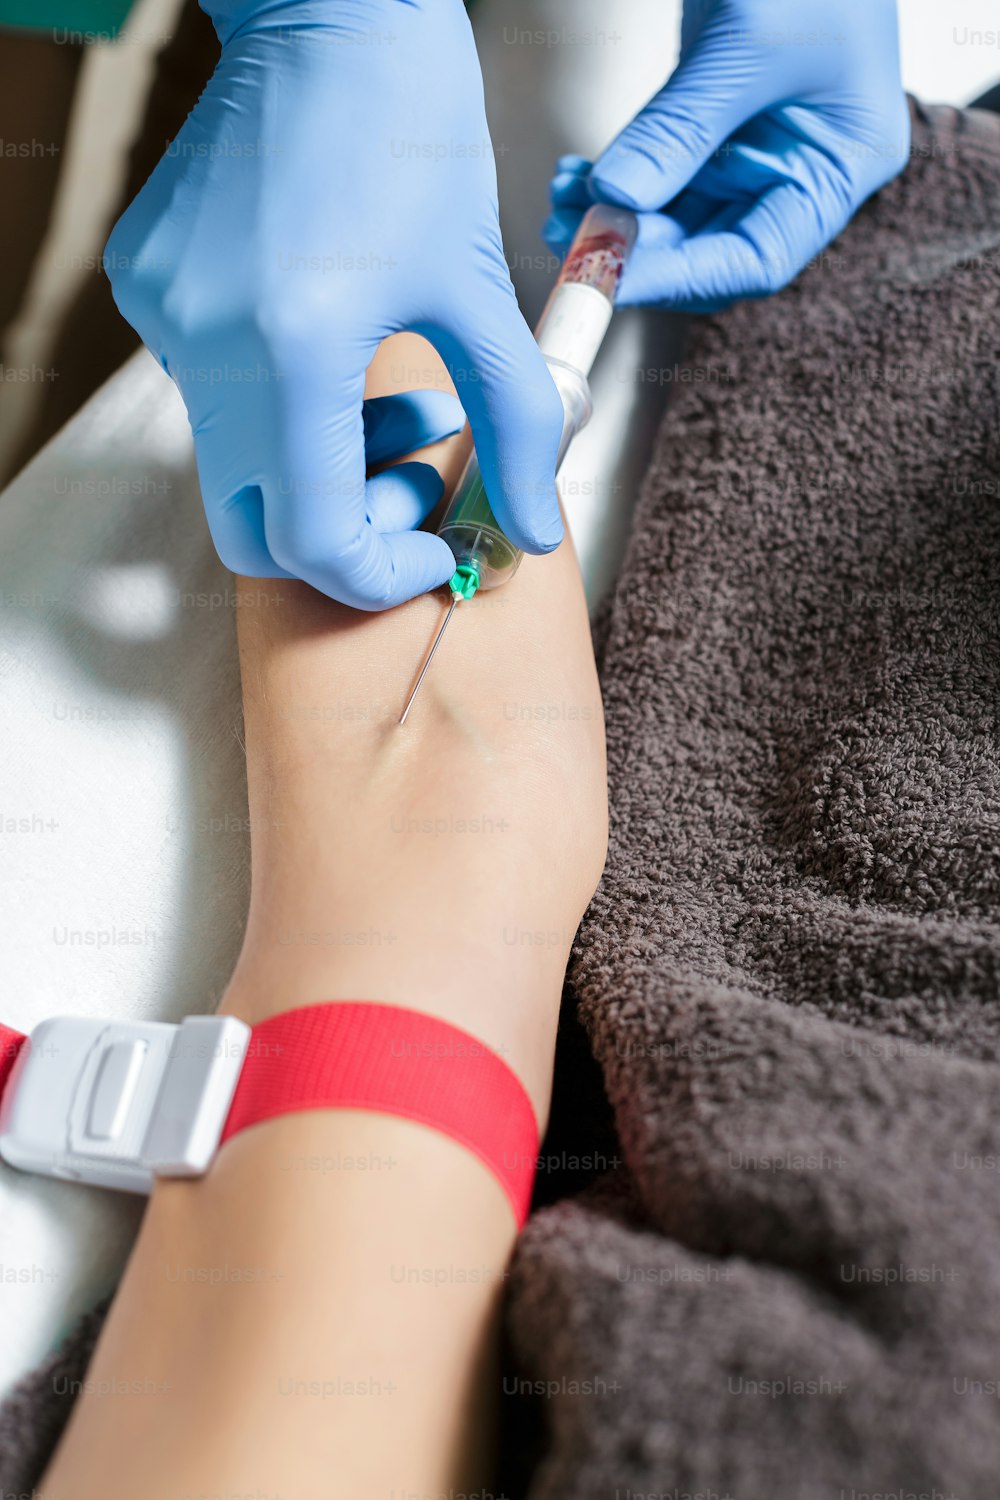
[506,98,1000,1500]
[2,98,998,1498]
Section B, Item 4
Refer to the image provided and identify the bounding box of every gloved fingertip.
[588,161,648,212]
[509,491,564,556]
[365,461,445,534]
[383,530,456,604]
[555,153,593,175]
[541,213,573,246]
[363,390,466,465]
[549,171,595,212]
[336,528,456,611]
[398,458,446,504]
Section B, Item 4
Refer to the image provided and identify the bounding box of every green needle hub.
[449,563,481,601]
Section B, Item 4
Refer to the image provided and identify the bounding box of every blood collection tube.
[437,203,638,599]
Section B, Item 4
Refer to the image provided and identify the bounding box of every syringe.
[399,203,638,724]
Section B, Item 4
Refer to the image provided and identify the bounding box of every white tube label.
[534,283,613,378]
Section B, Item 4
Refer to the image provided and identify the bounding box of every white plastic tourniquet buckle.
[0,1015,251,1192]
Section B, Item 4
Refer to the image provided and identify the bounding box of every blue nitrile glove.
[543,0,910,313]
[105,0,564,610]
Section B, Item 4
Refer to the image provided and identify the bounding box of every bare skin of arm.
[39,333,608,1500]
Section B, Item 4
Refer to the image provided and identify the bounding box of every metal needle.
[398,593,461,725]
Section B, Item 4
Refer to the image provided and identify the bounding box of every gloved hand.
[544,0,910,312]
[105,0,564,609]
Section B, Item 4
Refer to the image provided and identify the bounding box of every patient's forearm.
[224,344,605,1107]
[225,566,604,1110]
[40,335,607,1500]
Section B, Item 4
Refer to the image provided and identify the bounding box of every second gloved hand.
[106,0,565,609]
[544,0,910,312]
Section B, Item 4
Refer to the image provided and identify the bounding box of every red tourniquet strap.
[0,1005,538,1226]
[0,1024,27,1099]
[221,1002,539,1227]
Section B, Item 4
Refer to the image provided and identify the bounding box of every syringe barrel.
[437,359,592,593]
[435,203,636,597]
